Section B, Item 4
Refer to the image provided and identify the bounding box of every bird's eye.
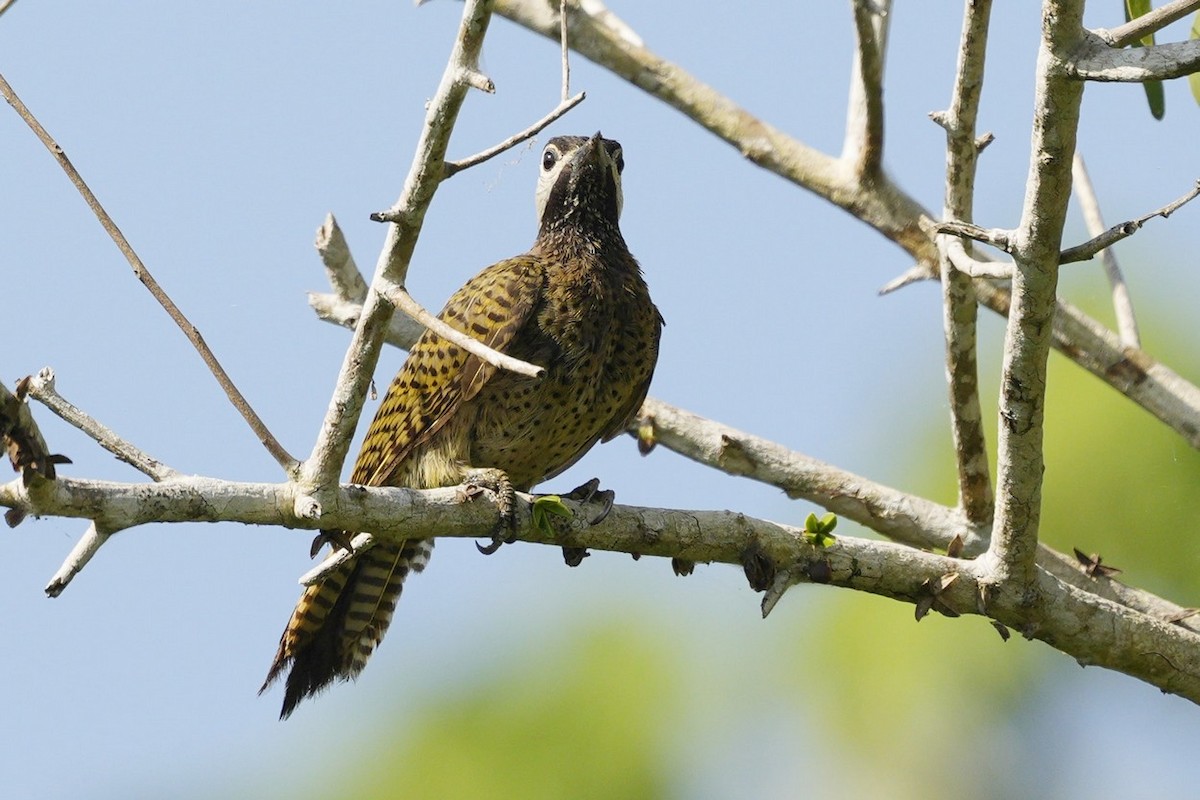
[542,148,558,171]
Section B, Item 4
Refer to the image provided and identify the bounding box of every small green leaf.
[819,513,838,533]
[1125,0,1166,119]
[804,512,819,532]
[1190,12,1200,106]
[532,495,572,536]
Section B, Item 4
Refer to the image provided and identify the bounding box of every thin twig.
[936,219,1014,252]
[1070,154,1141,349]
[25,368,177,482]
[559,0,570,101]
[299,533,376,586]
[0,0,18,19]
[843,0,890,177]
[381,279,544,378]
[1060,178,1200,264]
[44,521,113,597]
[443,90,586,178]
[946,240,1011,279]
[1097,0,1200,48]
[1069,37,1200,82]
[0,72,298,475]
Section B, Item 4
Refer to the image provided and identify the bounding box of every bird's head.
[534,132,625,237]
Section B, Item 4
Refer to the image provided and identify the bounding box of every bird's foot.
[535,478,615,567]
[464,468,516,555]
[308,529,355,558]
[561,477,615,525]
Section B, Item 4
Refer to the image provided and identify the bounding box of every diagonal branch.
[24,368,177,481]
[0,72,298,475]
[1059,176,1200,264]
[1096,0,1200,48]
[1070,154,1141,349]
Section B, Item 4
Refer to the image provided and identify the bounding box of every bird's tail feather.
[260,537,434,719]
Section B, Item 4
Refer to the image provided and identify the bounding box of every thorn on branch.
[914,572,961,621]
[671,557,695,576]
[991,621,1011,641]
[562,545,589,566]
[741,542,776,592]
[1073,547,1122,578]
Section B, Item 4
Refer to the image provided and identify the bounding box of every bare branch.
[936,219,1014,252]
[494,0,938,265]
[496,0,1200,457]
[0,72,298,475]
[298,0,497,501]
[24,368,177,482]
[0,0,18,19]
[946,240,1011,279]
[44,521,113,597]
[937,0,995,527]
[7,469,1200,703]
[1059,177,1200,265]
[1069,34,1200,82]
[631,398,980,554]
[559,0,570,101]
[1070,155,1140,348]
[443,90,586,177]
[988,1,1087,587]
[316,214,368,304]
[380,278,544,379]
[843,0,890,177]
[1096,0,1200,49]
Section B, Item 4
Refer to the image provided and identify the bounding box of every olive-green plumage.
[261,133,662,718]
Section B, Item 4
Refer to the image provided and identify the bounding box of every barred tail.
[260,537,434,719]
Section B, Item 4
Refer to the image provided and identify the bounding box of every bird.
[260,132,663,718]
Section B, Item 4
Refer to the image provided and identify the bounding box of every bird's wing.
[600,304,664,443]
[351,255,545,488]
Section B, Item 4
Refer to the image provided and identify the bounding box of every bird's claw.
[561,477,615,525]
[464,468,517,556]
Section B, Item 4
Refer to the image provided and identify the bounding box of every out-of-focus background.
[4,3,1200,798]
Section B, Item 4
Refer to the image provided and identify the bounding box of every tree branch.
[0,72,298,475]
[6,469,1200,703]
[23,368,177,482]
[987,0,1086,588]
[1059,176,1200,265]
[936,0,995,527]
[1070,154,1140,349]
[1069,34,1200,82]
[1095,0,1200,48]
[297,0,497,506]
[843,0,890,178]
[495,0,1200,459]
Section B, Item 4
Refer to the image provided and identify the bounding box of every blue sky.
[4,3,1200,798]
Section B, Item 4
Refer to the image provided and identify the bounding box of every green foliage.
[803,512,838,547]
[1190,13,1200,105]
[334,624,679,800]
[1124,0,1166,119]
[531,494,572,536]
